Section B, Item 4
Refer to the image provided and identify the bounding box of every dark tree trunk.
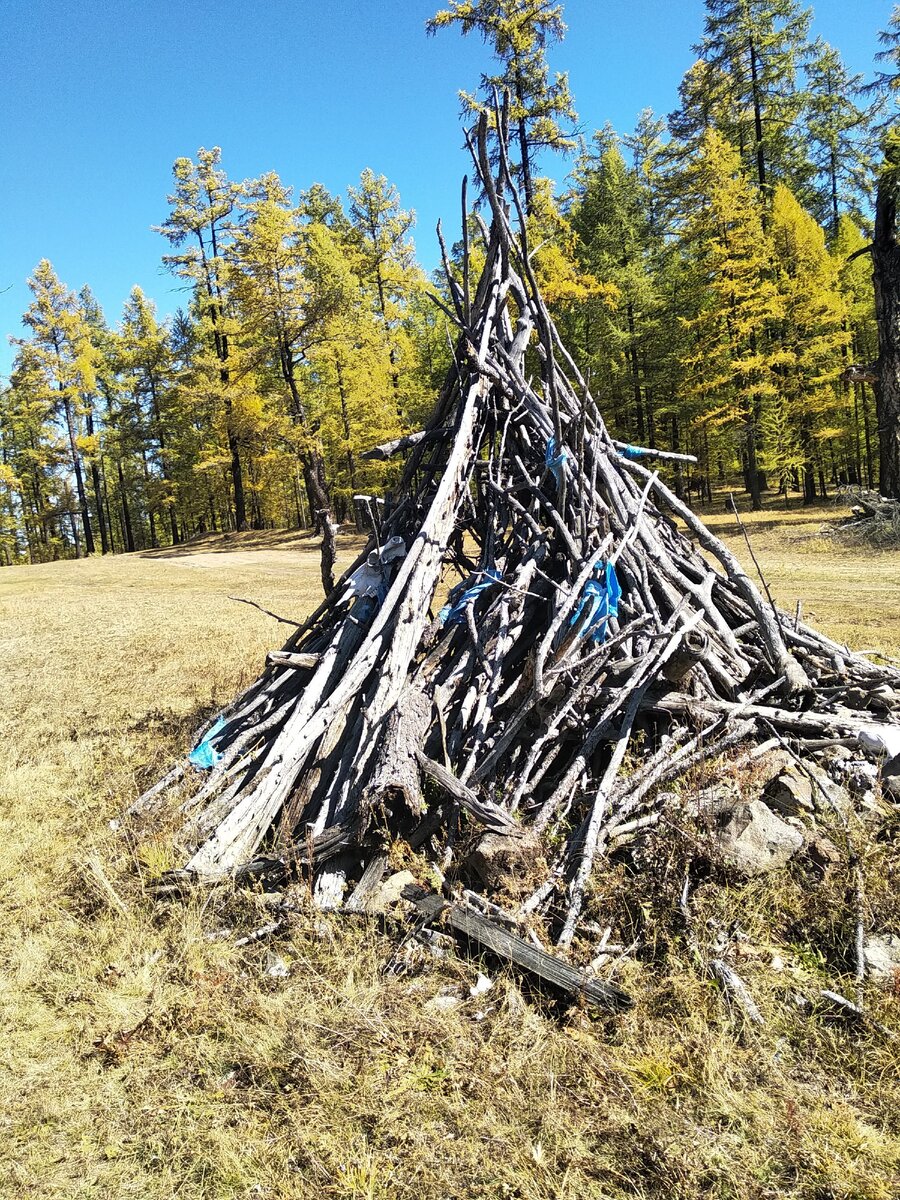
[85,409,109,554]
[625,305,645,442]
[102,466,117,554]
[514,70,534,216]
[140,448,158,549]
[670,413,684,500]
[745,421,762,511]
[117,459,136,552]
[148,377,180,545]
[68,509,80,557]
[862,384,874,489]
[196,224,247,530]
[280,337,334,531]
[872,160,900,498]
[336,358,358,492]
[749,39,767,196]
[223,389,247,530]
[62,395,95,554]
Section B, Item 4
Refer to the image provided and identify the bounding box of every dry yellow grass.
[700,494,900,657]
[1,512,898,1199]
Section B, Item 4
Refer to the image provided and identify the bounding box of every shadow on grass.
[138,527,364,560]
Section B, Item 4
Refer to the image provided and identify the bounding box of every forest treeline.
[2,0,898,563]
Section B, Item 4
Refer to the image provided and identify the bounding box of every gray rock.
[863,934,900,988]
[764,760,849,817]
[764,768,814,816]
[805,833,842,876]
[751,748,796,788]
[467,830,543,893]
[707,799,804,876]
[695,784,739,818]
[366,869,416,913]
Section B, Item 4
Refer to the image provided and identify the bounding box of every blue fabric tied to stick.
[439,568,502,626]
[546,436,568,484]
[189,716,226,769]
[620,444,649,461]
[569,560,621,644]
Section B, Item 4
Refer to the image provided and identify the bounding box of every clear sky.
[0,0,891,379]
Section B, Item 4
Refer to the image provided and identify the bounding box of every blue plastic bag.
[439,568,502,626]
[189,716,226,769]
[569,560,621,644]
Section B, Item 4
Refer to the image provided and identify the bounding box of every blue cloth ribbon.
[546,436,568,484]
[620,444,649,460]
[189,716,226,769]
[439,568,502,626]
[569,561,621,644]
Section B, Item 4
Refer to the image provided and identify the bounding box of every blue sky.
[0,0,891,378]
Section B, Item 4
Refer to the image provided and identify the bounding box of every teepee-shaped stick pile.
[133,114,900,974]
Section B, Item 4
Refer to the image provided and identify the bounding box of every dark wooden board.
[402,884,632,1011]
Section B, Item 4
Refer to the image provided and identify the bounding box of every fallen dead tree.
[131,114,900,1010]
[824,486,900,548]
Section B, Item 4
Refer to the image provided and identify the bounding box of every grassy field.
[1,501,899,1199]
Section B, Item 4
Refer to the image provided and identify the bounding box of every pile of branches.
[825,487,900,549]
[132,114,900,1006]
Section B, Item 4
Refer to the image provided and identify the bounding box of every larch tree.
[677,131,783,509]
[17,260,100,554]
[77,285,117,554]
[570,141,658,444]
[688,0,814,202]
[834,216,879,487]
[156,148,250,529]
[804,38,879,237]
[231,171,343,529]
[426,0,576,215]
[765,183,849,498]
[850,5,900,499]
[347,169,422,423]
[0,360,66,562]
[118,287,180,546]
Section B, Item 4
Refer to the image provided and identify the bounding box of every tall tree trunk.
[670,412,684,500]
[222,386,247,530]
[872,162,900,498]
[117,459,136,552]
[68,509,81,558]
[862,384,874,489]
[372,263,403,421]
[852,384,863,485]
[625,305,645,442]
[280,340,334,529]
[197,222,247,531]
[336,358,358,492]
[745,419,762,511]
[102,466,117,553]
[141,447,158,549]
[829,143,840,238]
[91,459,109,553]
[148,377,180,545]
[85,409,109,554]
[749,38,767,196]
[62,395,95,554]
[514,70,534,216]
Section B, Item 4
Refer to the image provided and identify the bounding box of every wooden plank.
[401,884,631,1011]
[343,853,390,913]
[361,429,447,460]
[266,650,320,671]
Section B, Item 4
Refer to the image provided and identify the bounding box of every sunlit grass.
[1,518,898,1198]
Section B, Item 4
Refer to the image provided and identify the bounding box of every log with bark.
[130,112,900,1004]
